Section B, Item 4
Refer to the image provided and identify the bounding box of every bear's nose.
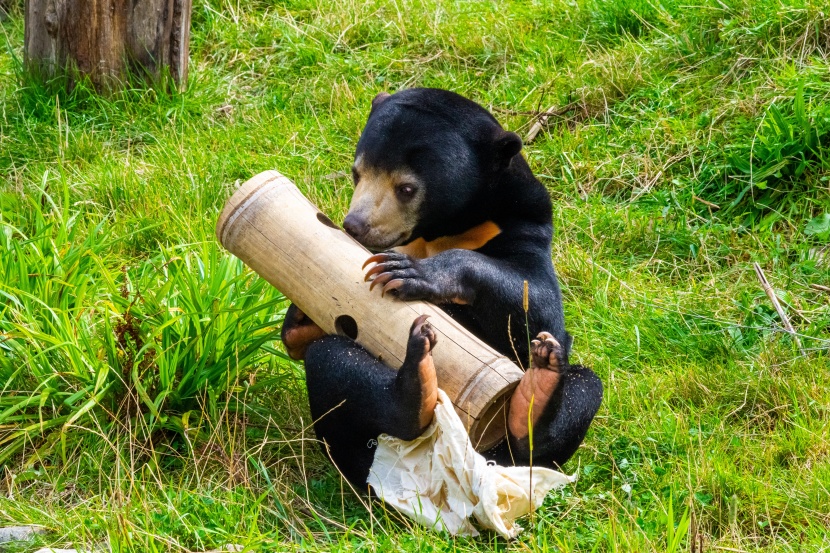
[343,214,369,239]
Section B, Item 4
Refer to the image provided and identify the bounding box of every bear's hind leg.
[391,314,438,437]
[505,332,602,468]
[302,316,439,486]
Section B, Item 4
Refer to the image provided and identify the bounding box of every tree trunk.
[24,0,192,92]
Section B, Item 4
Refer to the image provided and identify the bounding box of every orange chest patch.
[394,221,502,259]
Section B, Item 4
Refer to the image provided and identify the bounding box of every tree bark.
[24,0,192,92]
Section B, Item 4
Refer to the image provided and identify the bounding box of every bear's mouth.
[357,231,410,252]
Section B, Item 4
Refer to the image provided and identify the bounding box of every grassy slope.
[1,0,830,551]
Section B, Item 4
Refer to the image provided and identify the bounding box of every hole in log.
[316,212,339,229]
[334,315,358,340]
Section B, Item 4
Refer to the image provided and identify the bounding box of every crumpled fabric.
[367,389,576,538]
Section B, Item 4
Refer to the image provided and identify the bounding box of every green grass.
[1,0,829,551]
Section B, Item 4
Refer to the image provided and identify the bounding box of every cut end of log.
[216,170,289,248]
[468,380,519,451]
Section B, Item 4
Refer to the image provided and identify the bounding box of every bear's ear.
[493,130,523,168]
[371,92,391,110]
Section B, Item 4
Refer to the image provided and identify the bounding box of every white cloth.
[367,389,576,538]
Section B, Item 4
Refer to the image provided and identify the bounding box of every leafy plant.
[0,189,286,464]
[804,213,830,241]
[724,83,829,216]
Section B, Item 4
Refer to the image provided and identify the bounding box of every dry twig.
[753,262,806,357]
[524,102,581,143]
[693,195,720,210]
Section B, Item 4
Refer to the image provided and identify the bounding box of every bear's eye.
[395,184,417,202]
[351,167,360,185]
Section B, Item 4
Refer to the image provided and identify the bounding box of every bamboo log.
[217,171,525,451]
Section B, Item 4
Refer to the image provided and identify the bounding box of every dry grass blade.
[753,262,806,357]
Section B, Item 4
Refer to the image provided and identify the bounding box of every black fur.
[284,88,603,487]
[304,316,436,487]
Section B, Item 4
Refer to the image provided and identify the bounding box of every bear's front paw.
[363,252,437,301]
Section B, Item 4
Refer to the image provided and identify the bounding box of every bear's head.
[343,88,523,251]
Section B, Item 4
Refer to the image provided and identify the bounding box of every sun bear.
[281,88,603,487]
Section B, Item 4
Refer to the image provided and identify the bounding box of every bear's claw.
[362,253,389,270]
[364,252,435,301]
[368,271,394,291]
[381,279,405,297]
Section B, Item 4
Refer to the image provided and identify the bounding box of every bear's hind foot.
[531,332,566,373]
[402,314,438,431]
[281,303,327,360]
[507,331,566,440]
